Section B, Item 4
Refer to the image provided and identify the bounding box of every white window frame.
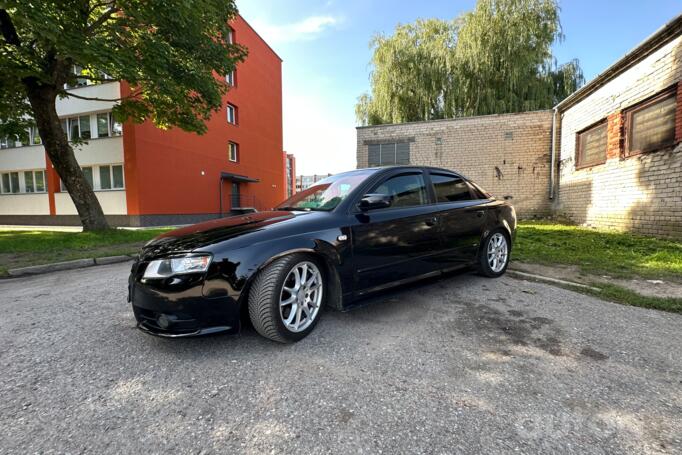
[23,170,47,193]
[0,169,46,194]
[98,164,125,190]
[58,112,121,142]
[226,70,235,86]
[228,142,239,162]
[28,125,42,145]
[227,104,237,124]
[1,171,20,194]
[67,115,93,141]
[0,136,17,149]
[60,163,124,192]
[96,112,112,138]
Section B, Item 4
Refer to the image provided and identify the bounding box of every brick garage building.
[356,111,554,217]
[554,16,682,239]
[357,14,682,239]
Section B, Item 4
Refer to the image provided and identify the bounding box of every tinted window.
[373,173,428,208]
[431,174,472,202]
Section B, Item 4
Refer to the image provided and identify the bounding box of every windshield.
[276,169,375,211]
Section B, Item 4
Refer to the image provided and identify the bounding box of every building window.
[80,115,91,139]
[67,115,91,140]
[110,114,123,136]
[625,87,677,156]
[227,104,237,124]
[227,27,234,44]
[576,121,607,168]
[0,136,17,149]
[228,142,239,162]
[82,167,93,188]
[367,142,410,167]
[97,113,111,137]
[23,170,46,193]
[29,125,42,145]
[65,65,88,89]
[1,172,20,193]
[59,112,120,141]
[60,164,123,192]
[226,70,235,86]
[99,164,125,190]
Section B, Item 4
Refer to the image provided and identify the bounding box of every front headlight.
[143,254,212,279]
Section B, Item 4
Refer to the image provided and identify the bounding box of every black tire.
[477,229,511,278]
[248,254,325,343]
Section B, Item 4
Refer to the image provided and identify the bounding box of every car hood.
[140,210,307,259]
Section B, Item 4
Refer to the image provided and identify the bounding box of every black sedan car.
[129,166,516,343]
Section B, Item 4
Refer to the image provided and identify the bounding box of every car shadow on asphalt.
[132,268,479,354]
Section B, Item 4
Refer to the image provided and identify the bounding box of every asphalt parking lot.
[1,263,680,454]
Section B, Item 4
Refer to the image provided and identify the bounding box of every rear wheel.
[248,254,325,343]
[477,230,510,277]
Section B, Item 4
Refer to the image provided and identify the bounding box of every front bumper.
[130,277,241,337]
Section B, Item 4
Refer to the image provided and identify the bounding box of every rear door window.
[430,174,473,202]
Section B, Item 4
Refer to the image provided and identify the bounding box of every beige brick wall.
[557,35,682,240]
[356,110,554,217]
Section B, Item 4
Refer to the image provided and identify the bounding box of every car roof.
[364,165,464,176]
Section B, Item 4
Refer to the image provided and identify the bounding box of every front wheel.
[477,230,511,277]
[248,254,325,343]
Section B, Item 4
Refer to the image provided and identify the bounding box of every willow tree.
[356,19,458,126]
[0,1,247,230]
[356,0,584,125]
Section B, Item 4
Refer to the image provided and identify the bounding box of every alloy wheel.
[279,261,323,333]
[487,233,508,273]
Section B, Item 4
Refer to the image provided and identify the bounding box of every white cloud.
[251,15,341,44]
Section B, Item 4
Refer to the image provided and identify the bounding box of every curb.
[7,255,134,278]
[507,269,602,292]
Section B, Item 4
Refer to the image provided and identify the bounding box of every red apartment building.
[0,15,285,226]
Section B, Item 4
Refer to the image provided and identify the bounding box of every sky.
[236,0,682,176]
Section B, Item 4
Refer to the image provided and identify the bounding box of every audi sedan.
[129,166,516,343]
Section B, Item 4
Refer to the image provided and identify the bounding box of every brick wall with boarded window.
[556,35,682,239]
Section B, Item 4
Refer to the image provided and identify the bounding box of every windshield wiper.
[276,206,309,211]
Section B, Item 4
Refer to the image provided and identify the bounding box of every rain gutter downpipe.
[549,105,559,200]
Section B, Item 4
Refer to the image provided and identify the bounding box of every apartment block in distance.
[0,15,284,226]
[296,174,333,192]
[284,153,296,198]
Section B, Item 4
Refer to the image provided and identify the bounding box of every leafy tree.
[0,1,247,230]
[356,0,584,126]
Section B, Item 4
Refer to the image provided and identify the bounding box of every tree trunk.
[25,83,110,231]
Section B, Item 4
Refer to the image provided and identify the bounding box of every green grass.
[515,220,682,280]
[514,220,682,313]
[583,283,682,313]
[0,228,171,275]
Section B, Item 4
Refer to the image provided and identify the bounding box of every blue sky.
[236,0,681,175]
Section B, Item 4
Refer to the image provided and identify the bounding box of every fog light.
[157,314,171,329]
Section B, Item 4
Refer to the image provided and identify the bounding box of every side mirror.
[359,193,392,211]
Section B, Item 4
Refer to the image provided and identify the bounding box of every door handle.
[476,211,484,218]
[425,217,438,227]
